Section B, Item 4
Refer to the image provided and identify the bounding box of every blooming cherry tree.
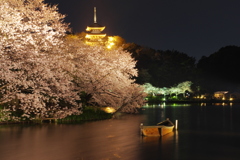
[63,37,146,113]
[0,0,80,119]
[0,0,146,122]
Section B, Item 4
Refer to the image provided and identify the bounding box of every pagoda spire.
[94,7,97,23]
[85,7,106,46]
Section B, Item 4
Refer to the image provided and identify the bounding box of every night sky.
[45,0,240,61]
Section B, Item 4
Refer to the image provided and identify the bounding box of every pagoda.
[85,7,107,46]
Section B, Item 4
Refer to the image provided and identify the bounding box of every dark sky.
[45,0,240,60]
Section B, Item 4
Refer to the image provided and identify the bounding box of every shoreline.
[146,99,240,104]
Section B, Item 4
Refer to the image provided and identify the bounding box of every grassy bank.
[0,106,113,124]
[57,106,113,123]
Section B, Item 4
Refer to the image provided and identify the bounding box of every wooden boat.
[140,118,174,136]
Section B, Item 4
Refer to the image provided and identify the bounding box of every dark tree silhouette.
[197,45,240,92]
[123,43,197,88]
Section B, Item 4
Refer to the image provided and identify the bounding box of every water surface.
[1,103,240,160]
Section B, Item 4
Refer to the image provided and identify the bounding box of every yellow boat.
[140,118,175,136]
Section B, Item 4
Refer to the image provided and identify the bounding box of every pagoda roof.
[88,23,104,28]
[85,33,106,39]
[86,23,105,32]
[86,33,106,36]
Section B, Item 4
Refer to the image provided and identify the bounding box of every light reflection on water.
[143,103,191,108]
[1,103,240,160]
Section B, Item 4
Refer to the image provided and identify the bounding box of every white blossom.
[0,0,80,119]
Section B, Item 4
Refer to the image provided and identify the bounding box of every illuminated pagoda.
[85,7,107,46]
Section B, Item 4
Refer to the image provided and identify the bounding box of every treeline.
[123,43,240,94]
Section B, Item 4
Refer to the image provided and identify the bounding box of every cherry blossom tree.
[0,0,80,120]
[0,0,146,122]
[62,36,146,113]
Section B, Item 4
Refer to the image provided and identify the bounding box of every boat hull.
[141,125,174,136]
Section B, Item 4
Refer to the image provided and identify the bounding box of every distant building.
[214,91,228,100]
[85,7,107,46]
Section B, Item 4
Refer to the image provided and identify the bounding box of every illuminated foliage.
[106,36,126,49]
[0,0,146,122]
[0,0,80,119]
[63,37,146,113]
[143,81,193,98]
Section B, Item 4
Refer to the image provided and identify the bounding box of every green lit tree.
[143,81,193,100]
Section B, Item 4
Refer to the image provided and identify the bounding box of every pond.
[1,103,240,160]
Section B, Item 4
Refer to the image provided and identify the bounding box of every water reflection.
[1,104,240,160]
[143,103,191,108]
